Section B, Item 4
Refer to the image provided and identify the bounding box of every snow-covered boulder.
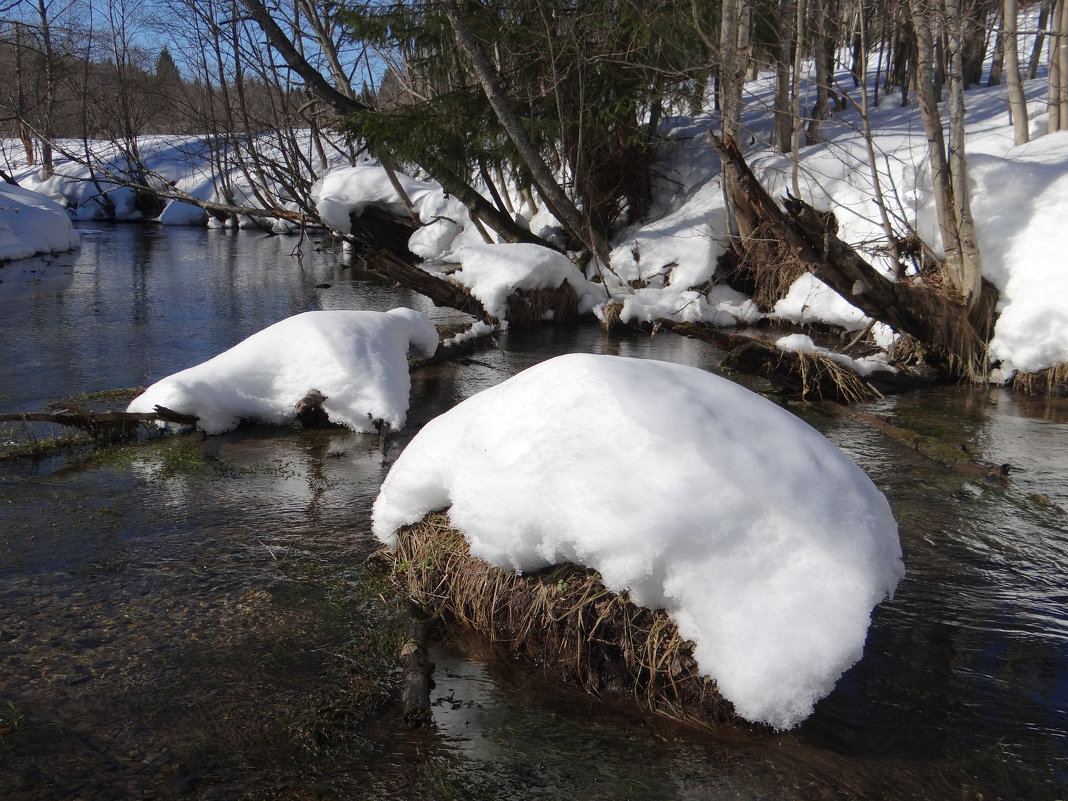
[128,308,438,434]
[0,183,80,261]
[373,353,904,730]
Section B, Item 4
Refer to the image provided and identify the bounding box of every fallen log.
[0,404,198,439]
[709,132,997,379]
[363,249,492,323]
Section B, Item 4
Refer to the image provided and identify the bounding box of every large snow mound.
[128,308,438,434]
[0,183,80,261]
[373,353,904,730]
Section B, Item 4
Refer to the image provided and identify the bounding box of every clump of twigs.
[384,511,737,729]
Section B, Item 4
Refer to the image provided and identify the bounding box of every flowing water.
[0,224,1065,800]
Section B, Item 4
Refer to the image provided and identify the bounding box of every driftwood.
[399,615,435,729]
[0,404,197,439]
[709,132,997,378]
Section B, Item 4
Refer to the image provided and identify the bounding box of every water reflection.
[0,225,1066,800]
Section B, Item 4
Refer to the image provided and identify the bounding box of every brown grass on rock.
[384,511,739,729]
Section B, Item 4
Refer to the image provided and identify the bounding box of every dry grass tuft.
[386,512,737,729]
[599,301,624,330]
[1013,363,1068,396]
[785,349,881,404]
[505,282,579,328]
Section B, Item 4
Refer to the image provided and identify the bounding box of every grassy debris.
[385,511,736,730]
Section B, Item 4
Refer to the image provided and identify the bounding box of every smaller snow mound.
[450,243,602,321]
[127,308,438,434]
[0,183,80,261]
[373,354,903,730]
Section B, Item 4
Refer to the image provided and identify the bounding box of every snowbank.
[0,183,80,261]
[968,131,1068,374]
[373,354,904,730]
[127,308,438,434]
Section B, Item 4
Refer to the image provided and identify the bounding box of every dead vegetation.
[382,511,738,730]
[1012,363,1068,396]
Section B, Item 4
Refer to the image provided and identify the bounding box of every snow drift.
[128,308,438,434]
[0,183,80,261]
[373,353,904,730]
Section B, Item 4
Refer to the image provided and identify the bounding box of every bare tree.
[1050,0,1068,131]
[1003,0,1029,144]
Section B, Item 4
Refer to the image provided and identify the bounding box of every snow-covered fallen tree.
[127,308,438,434]
[373,353,904,730]
[0,183,80,262]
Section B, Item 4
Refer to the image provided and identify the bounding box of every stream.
[1,223,1066,800]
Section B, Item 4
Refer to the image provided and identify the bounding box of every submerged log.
[399,614,435,729]
[819,401,1012,480]
[386,512,737,730]
[709,132,997,379]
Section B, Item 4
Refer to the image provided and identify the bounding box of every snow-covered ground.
[373,353,905,730]
[127,308,438,434]
[0,182,80,261]
[4,25,1067,375]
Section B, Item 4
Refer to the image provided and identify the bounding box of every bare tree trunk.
[35,0,58,178]
[774,0,796,153]
[1003,0,1030,144]
[944,0,984,307]
[1027,0,1051,79]
[987,12,1005,86]
[806,6,834,145]
[857,0,903,273]
[910,0,982,308]
[440,0,611,267]
[790,0,807,194]
[1050,0,1064,130]
[1057,0,1068,129]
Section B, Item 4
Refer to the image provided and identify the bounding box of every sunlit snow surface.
[127,308,438,434]
[0,183,80,261]
[373,354,904,730]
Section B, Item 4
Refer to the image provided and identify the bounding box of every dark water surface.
[1,224,1066,800]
